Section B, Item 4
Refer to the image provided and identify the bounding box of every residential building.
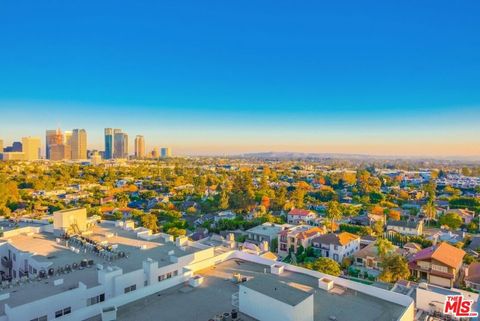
[446,208,475,224]
[287,208,317,225]
[0,209,415,321]
[408,242,465,288]
[415,283,478,317]
[151,147,159,158]
[21,136,41,160]
[161,147,171,158]
[353,242,403,271]
[278,225,325,258]
[71,129,87,160]
[134,135,145,159]
[45,128,63,159]
[246,223,292,247]
[104,128,113,159]
[465,262,480,290]
[386,219,424,236]
[311,232,360,262]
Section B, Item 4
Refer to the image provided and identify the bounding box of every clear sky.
[0,0,479,157]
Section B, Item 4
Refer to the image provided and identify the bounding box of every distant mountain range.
[238,152,480,162]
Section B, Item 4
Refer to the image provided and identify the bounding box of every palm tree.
[423,201,436,226]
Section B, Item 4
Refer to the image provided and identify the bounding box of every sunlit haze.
[1,1,479,158]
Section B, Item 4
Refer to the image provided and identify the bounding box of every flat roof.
[116,259,407,321]
[0,222,204,312]
[241,276,313,306]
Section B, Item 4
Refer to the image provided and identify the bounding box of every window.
[30,316,47,321]
[158,275,165,282]
[87,293,105,306]
[166,272,172,279]
[55,307,71,318]
[124,284,136,293]
[173,270,178,277]
[432,264,448,273]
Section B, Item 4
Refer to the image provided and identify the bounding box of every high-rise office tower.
[151,147,159,158]
[49,144,71,161]
[22,137,41,161]
[134,135,145,159]
[104,128,113,160]
[64,130,72,146]
[113,129,128,158]
[0,139,3,153]
[46,129,63,159]
[71,129,87,160]
[123,133,128,159]
[161,147,172,158]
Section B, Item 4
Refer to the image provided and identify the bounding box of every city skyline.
[0,121,479,159]
[1,1,479,157]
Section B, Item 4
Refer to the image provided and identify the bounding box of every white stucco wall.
[239,284,313,321]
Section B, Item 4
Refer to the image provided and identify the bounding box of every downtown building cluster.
[0,128,172,161]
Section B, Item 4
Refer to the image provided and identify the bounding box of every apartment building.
[278,225,325,258]
[287,209,317,225]
[311,232,360,262]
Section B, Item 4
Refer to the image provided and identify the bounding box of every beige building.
[49,144,71,161]
[64,130,72,146]
[71,129,87,160]
[53,208,88,235]
[2,152,25,160]
[134,135,145,159]
[90,151,102,165]
[21,136,41,160]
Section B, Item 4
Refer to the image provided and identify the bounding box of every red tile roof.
[409,242,465,269]
[288,209,313,216]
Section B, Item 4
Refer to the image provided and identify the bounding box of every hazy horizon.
[1,1,479,158]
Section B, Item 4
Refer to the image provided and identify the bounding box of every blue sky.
[0,1,479,156]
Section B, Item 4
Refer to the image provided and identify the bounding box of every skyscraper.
[113,129,128,158]
[104,128,113,160]
[64,130,72,146]
[0,139,3,153]
[71,129,87,160]
[46,129,63,159]
[22,137,41,161]
[161,147,172,158]
[134,135,145,159]
[50,144,71,161]
[123,133,129,159]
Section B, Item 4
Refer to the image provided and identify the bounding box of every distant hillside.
[239,152,480,162]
